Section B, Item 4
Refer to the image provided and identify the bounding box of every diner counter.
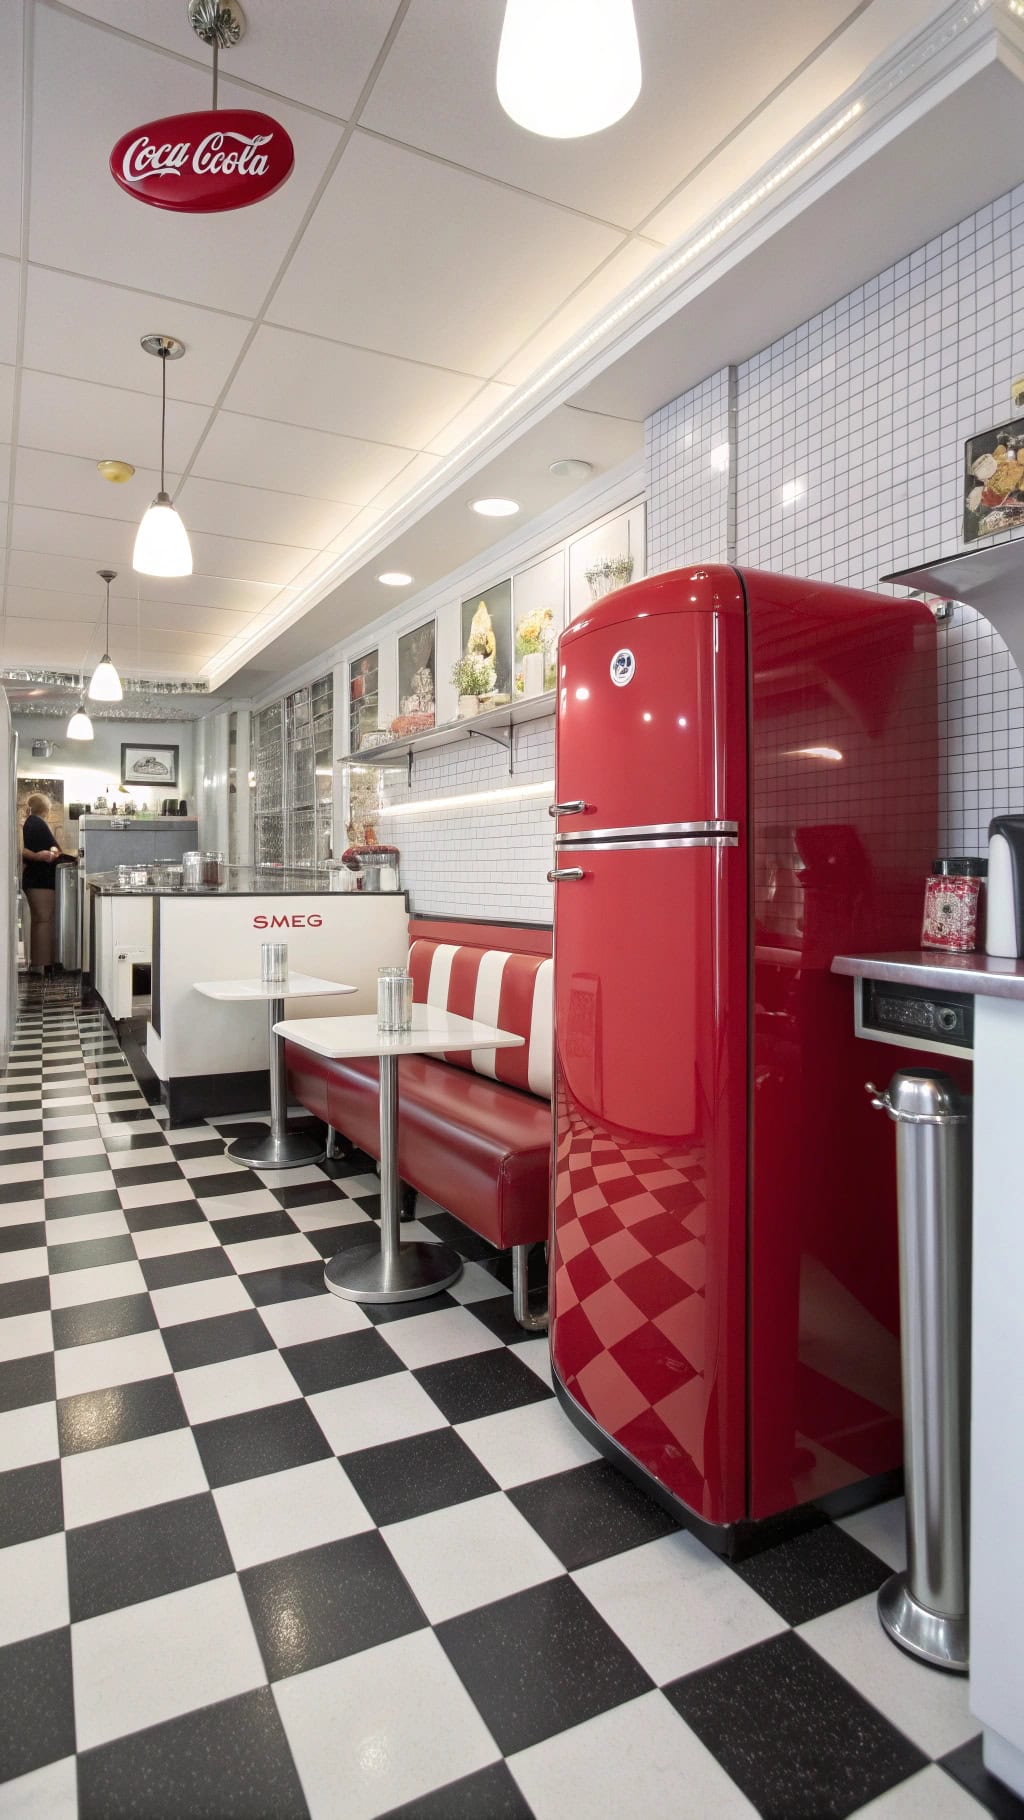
[87,866,406,898]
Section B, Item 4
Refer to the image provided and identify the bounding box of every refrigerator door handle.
[547,867,585,882]
[549,800,589,817]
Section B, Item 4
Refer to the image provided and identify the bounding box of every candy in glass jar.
[920,857,986,952]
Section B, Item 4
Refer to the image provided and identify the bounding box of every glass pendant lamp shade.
[66,701,93,740]
[88,570,123,704]
[133,334,192,578]
[133,492,193,578]
[87,658,123,703]
[496,0,641,138]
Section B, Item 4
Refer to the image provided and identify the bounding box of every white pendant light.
[497,0,641,139]
[133,334,192,578]
[88,569,123,704]
[66,694,93,740]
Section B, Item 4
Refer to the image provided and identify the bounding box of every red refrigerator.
[549,564,938,1553]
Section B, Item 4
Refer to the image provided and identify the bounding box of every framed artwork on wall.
[964,417,1024,541]
[461,578,512,698]
[513,551,563,697]
[120,743,178,786]
[348,647,379,753]
[394,620,436,736]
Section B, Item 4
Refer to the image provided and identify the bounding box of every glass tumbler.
[377,966,413,1032]
[261,942,289,985]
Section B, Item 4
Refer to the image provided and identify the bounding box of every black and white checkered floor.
[1,1002,1021,1820]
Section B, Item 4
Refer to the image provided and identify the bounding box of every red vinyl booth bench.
[284,936,554,1328]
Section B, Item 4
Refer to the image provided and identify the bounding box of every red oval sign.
[110,108,294,213]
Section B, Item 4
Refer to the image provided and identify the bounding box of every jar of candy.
[921,857,987,952]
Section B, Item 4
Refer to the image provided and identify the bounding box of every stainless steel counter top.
[87,867,405,899]
[832,950,1024,1002]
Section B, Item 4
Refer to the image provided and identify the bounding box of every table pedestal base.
[324,1239,462,1304]
[226,1127,325,1169]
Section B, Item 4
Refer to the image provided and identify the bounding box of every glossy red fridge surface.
[549,564,938,1536]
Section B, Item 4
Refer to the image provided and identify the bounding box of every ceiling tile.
[497,239,664,386]
[361,0,859,230]
[128,573,280,616]
[22,268,251,406]
[2,586,106,626]
[0,257,19,365]
[184,529,316,588]
[175,474,358,549]
[225,323,483,451]
[365,451,442,517]
[10,503,136,565]
[18,370,209,472]
[3,618,94,664]
[192,410,413,504]
[64,0,398,121]
[129,598,252,637]
[0,6,22,258]
[29,8,344,315]
[14,448,172,521]
[0,441,10,504]
[270,132,623,374]
[0,363,14,443]
[424,380,516,457]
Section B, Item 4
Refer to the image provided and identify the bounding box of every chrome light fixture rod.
[187,0,246,109]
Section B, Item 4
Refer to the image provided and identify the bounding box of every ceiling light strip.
[210,95,868,682]
[377,780,554,818]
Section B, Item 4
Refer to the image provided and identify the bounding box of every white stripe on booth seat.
[425,942,458,1008]
[470,949,508,1080]
[527,958,554,1098]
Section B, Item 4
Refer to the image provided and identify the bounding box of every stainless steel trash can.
[55,862,81,972]
[867,1070,972,1671]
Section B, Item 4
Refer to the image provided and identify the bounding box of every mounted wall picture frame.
[348,646,379,754]
[394,619,436,736]
[120,742,178,786]
[963,416,1024,541]
[461,578,512,698]
[513,550,563,697]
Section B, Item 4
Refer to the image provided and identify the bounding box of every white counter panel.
[148,893,408,1083]
[93,895,153,1021]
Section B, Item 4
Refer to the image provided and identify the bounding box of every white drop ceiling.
[0,0,990,694]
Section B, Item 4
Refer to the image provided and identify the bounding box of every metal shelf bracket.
[467,722,514,774]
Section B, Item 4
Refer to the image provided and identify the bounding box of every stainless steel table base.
[325,1239,463,1303]
[227,1127,326,1169]
[324,1051,463,1305]
[877,1571,970,1673]
[226,996,325,1170]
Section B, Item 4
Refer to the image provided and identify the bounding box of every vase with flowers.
[514,607,556,699]
[451,653,496,718]
[584,553,634,601]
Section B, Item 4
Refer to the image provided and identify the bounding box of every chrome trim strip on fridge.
[554,835,739,852]
[556,819,739,844]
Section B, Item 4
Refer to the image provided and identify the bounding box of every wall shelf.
[883,539,1024,675]
[344,690,557,779]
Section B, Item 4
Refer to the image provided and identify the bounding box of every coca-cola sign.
[110,108,294,213]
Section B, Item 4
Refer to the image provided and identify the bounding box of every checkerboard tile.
[0,1004,1015,1820]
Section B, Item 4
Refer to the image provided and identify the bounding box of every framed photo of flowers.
[393,620,436,737]
[513,551,563,697]
[348,647,379,753]
[460,579,512,698]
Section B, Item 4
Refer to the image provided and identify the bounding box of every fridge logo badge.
[253,914,323,929]
[610,649,636,687]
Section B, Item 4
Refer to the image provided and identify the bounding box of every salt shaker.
[377,965,413,1032]
[261,942,289,985]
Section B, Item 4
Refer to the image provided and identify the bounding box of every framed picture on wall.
[461,578,512,698]
[348,647,379,753]
[120,743,178,786]
[513,551,563,698]
[964,417,1024,542]
[393,620,436,736]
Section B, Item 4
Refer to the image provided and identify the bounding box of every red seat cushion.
[284,1045,550,1251]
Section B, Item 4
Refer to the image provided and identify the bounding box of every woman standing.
[21,793,61,971]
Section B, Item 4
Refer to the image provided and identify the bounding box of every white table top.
[274,1005,525,1059]
[194,974,356,1003]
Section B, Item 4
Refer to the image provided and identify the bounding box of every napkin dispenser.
[986,814,1024,957]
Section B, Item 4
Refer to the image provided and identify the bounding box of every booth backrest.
[408,939,553,1099]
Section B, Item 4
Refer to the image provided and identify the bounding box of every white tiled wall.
[646,182,1024,853]
[375,720,555,922]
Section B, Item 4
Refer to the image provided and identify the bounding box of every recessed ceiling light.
[548,458,593,480]
[378,571,413,586]
[471,497,520,517]
[96,459,135,483]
